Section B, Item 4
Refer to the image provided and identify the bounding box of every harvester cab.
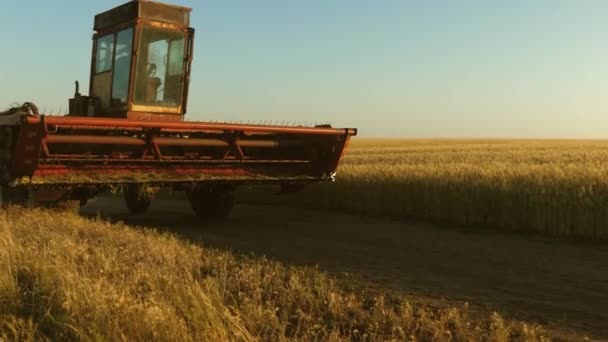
[70,0,194,121]
[0,0,357,219]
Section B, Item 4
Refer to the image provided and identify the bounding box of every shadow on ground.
[81,196,608,339]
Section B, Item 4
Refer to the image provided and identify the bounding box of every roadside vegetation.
[0,207,549,341]
[243,139,608,239]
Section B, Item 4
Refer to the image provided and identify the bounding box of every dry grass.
[0,207,549,341]
[243,139,608,239]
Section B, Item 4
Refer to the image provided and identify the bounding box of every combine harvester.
[0,0,356,218]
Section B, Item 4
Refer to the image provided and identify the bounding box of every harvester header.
[0,0,357,219]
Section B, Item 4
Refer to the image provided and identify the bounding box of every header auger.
[0,0,356,218]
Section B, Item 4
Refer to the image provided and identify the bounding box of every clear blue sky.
[1,1,607,138]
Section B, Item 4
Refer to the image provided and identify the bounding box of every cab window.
[111,28,134,105]
[95,34,115,73]
[133,27,186,107]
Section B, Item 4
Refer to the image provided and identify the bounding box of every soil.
[81,196,608,339]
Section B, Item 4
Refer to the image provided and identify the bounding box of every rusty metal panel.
[129,104,183,115]
[11,121,44,178]
[92,72,113,113]
[127,111,184,122]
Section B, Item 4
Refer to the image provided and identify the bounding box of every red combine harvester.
[0,0,356,218]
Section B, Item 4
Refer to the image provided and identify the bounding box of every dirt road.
[81,197,608,338]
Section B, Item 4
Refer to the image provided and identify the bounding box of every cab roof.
[94,0,191,31]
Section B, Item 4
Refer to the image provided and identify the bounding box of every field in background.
[242,139,608,238]
[0,208,549,341]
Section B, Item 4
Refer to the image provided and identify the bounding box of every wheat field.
[245,139,608,238]
[0,208,549,341]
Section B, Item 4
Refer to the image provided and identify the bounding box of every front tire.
[124,185,152,214]
[187,185,235,219]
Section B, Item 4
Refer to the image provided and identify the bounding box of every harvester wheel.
[187,186,235,220]
[124,185,152,214]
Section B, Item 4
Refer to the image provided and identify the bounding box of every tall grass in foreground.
[243,139,608,238]
[0,208,548,341]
